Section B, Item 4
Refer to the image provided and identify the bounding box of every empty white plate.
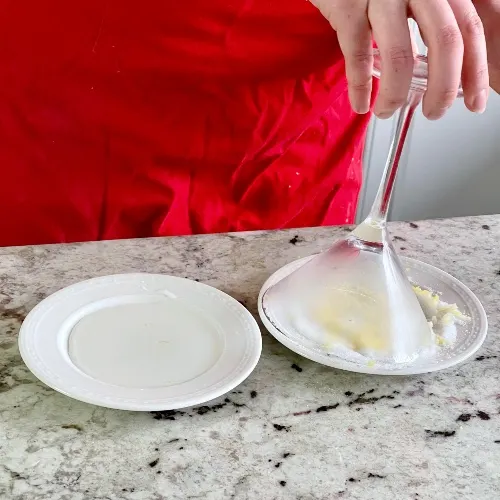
[19,274,262,410]
[258,256,487,375]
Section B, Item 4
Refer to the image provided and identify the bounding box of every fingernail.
[352,102,370,114]
[353,106,369,115]
[375,111,393,120]
[426,111,444,121]
[471,90,487,114]
[425,106,448,121]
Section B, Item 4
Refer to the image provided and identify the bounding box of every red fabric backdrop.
[0,0,372,246]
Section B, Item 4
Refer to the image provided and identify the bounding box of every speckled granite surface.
[1,215,499,500]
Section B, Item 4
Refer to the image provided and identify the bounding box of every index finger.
[336,16,374,114]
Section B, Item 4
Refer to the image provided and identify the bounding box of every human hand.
[310,0,489,119]
[475,0,500,93]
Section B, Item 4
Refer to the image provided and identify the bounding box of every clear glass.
[262,52,463,365]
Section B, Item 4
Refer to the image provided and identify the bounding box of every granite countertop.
[1,215,499,500]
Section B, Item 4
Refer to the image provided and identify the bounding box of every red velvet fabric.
[0,1,372,246]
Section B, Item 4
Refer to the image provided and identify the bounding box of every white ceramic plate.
[258,256,487,375]
[19,274,262,410]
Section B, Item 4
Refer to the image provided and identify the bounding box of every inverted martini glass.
[261,51,464,367]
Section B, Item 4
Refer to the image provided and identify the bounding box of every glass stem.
[367,90,423,225]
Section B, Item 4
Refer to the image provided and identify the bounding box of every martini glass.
[261,51,464,366]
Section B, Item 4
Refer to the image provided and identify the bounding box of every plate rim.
[258,255,488,375]
[19,273,262,410]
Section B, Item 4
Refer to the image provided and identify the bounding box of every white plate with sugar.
[258,256,487,375]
